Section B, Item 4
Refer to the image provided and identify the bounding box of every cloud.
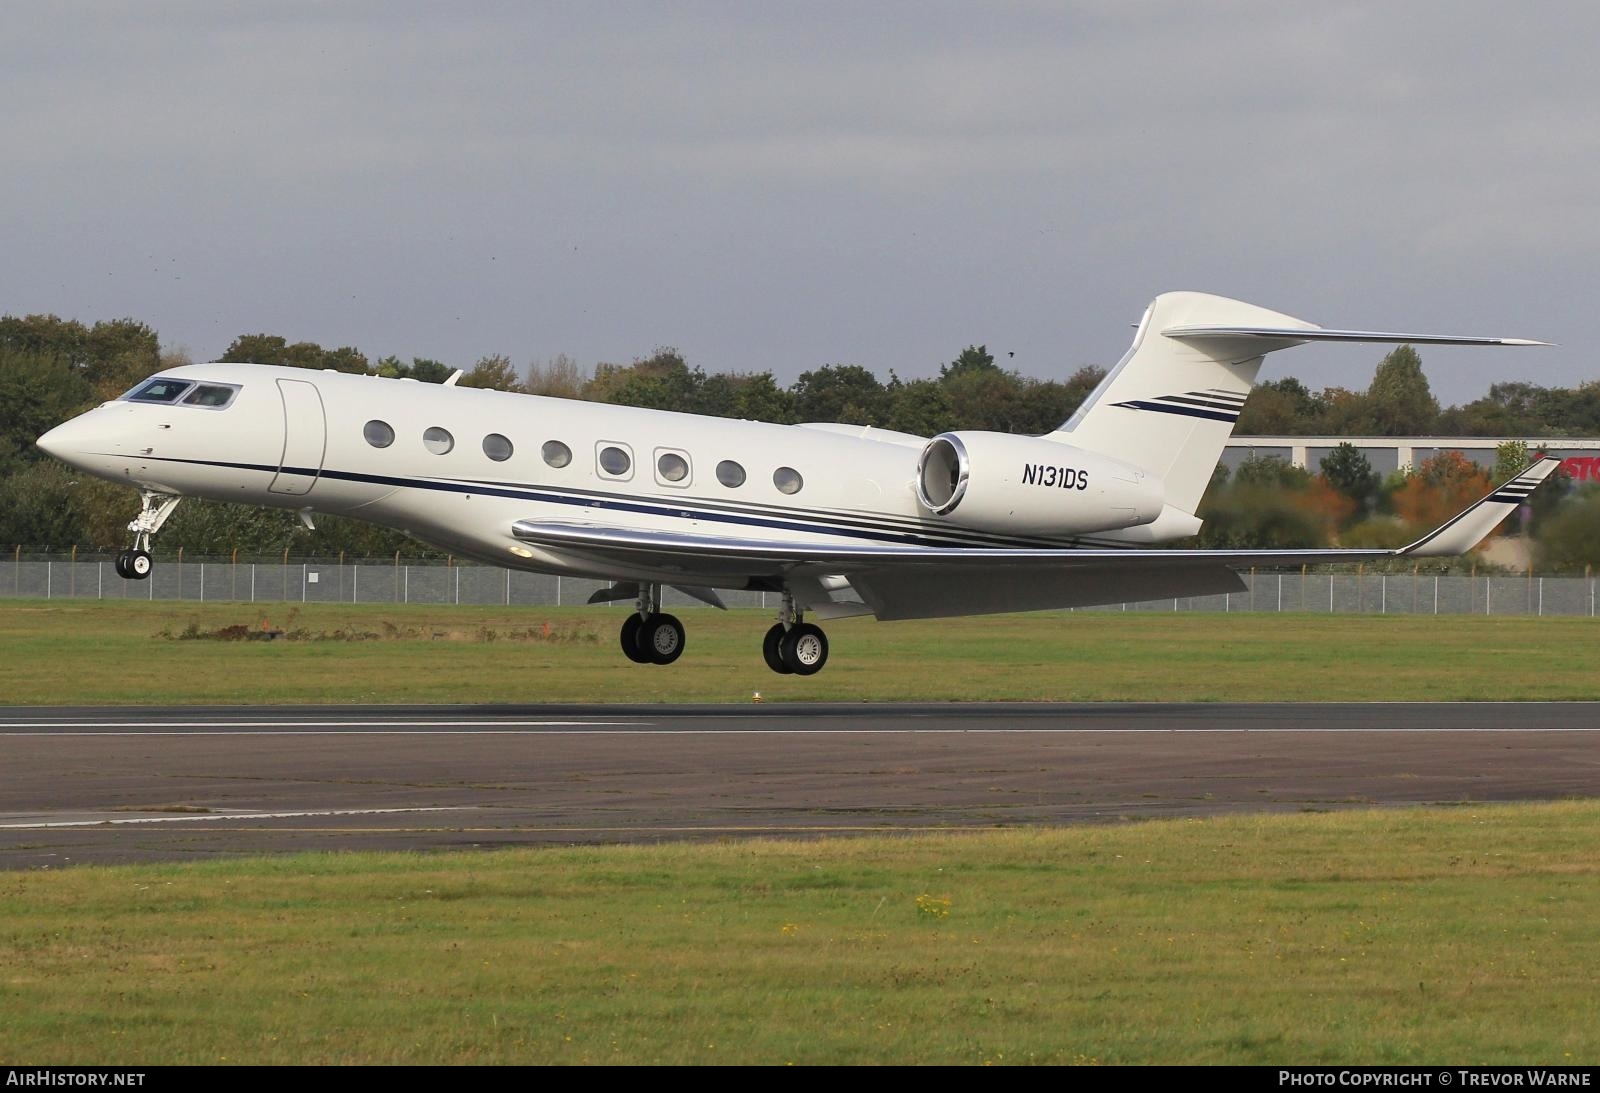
[1,2,1594,399]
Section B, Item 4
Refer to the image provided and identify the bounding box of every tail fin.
[1052,292,1314,514]
[1053,291,1546,516]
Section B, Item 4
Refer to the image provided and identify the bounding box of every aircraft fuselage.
[39,363,1151,586]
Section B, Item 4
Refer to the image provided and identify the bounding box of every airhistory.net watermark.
[5,1074,145,1087]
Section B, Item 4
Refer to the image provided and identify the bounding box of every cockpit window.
[182,384,239,409]
[126,378,194,403]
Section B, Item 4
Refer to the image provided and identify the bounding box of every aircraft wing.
[509,457,1563,620]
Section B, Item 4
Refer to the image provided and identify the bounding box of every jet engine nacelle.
[915,431,1164,536]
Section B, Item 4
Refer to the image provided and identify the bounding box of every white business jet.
[36,291,1559,675]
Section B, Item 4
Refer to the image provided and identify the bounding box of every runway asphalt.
[3,702,1599,869]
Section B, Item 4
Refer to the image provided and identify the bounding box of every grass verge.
[1,600,1597,704]
[1,802,1596,1064]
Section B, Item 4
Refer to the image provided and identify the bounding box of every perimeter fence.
[3,551,1597,617]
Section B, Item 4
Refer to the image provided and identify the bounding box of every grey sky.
[4,2,1596,404]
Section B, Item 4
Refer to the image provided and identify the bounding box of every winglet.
[1399,457,1565,558]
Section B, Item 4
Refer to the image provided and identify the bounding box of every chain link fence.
[3,552,1596,616]
[1109,568,1594,616]
[0,553,768,610]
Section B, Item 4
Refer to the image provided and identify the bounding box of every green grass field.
[6,601,1595,1064]
[1,599,1596,704]
[2,803,1596,1065]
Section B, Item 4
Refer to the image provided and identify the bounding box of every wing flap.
[849,563,1247,620]
[510,518,1391,574]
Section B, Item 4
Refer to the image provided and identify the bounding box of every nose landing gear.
[115,490,180,582]
[114,549,152,580]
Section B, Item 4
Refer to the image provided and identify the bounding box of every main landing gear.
[762,589,829,676]
[618,584,686,666]
[612,584,831,675]
[114,490,180,582]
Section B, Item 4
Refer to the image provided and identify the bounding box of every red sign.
[1562,456,1599,481]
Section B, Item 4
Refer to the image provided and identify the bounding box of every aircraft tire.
[640,613,685,665]
[114,551,132,580]
[619,614,651,663]
[128,549,153,580]
[780,623,828,676]
[762,623,792,674]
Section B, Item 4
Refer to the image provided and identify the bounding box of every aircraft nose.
[36,415,99,468]
[36,421,69,459]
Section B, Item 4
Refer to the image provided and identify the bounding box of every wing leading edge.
[510,457,1563,619]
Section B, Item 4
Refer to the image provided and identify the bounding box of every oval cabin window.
[773,466,803,495]
[716,460,746,488]
[482,434,514,462]
[423,427,455,455]
[363,420,395,448]
[598,445,632,476]
[657,452,689,482]
[542,440,572,468]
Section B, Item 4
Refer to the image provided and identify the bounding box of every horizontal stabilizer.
[1059,292,1546,519]
[1163,325,1550,347]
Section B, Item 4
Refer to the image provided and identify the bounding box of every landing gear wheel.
[638,613,685,665]
[762,623,793,674]
[780,622,828,676]
[121,491,178,582]
[619,614,651,664]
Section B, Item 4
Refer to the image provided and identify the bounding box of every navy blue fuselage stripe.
[1112,400,1238,423]
[139,455,1134,551]
[462,474,1071,546]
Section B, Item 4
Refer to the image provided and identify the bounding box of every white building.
[1223,437,1600,483]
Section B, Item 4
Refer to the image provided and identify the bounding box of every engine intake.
[915,431,1163,537]
[916,434,970,515]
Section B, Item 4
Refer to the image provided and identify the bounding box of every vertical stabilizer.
[1053,292,1317,515]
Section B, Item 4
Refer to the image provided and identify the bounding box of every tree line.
[1238,345,1600,437]
[3,312,1598,568]
[212,333,1600,440]
[215,336,1106,438]
[1200,442,1600,571]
